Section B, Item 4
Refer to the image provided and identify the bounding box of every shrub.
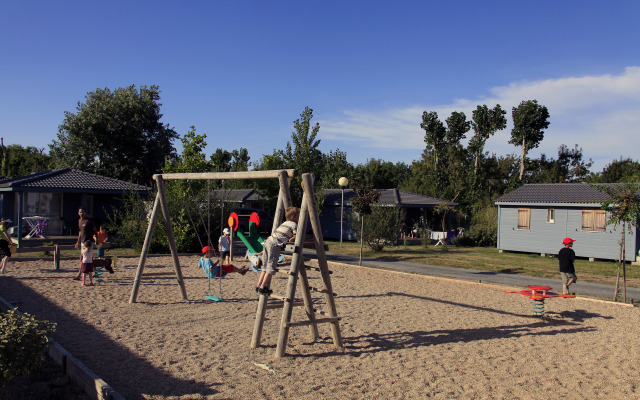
[350,205,404,252]
[468,204,498,246]
[420,228,432,248]
[0,309,56,387]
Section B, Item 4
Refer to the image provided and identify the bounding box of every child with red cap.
[558,238,577,295]
[199,246,248,278]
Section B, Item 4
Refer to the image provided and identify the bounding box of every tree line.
[2,85,639,251]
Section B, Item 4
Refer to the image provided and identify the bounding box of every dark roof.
[323,189,456,207]
[211,189,265,203]
[0,168,151,194]
[494,183,636,205]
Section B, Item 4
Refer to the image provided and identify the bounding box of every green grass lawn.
[324,240,640,288]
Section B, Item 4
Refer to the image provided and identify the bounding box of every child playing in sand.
[255,206,300,295]
[80,240,95,286]
[199,246,248,278]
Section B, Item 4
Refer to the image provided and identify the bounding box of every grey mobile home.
[495,183,639,262]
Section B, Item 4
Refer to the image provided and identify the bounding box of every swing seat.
[205,295,225,302]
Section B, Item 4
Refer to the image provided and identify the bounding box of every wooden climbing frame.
[251,173,344,358]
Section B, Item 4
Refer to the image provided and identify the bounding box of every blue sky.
[1,0,639,175]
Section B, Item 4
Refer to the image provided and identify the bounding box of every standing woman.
[0,218,16,274]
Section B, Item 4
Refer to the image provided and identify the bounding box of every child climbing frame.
[128,169,297,304]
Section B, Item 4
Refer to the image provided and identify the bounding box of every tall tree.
[319,149,354,190]
[420,111,447,169]
[530,144,593,183]
[285,106,324,202]
[50,85,178,184]
[349,180,381,265]
[288,106,323,174]
[444,112,471,202]
[353,159,411,189]
[0,142,51,177]
[597,183,640,302]
[469,104,507,174]
[510,100,550,181]
[230,148,251,172]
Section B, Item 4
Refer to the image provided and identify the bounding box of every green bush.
[468,204,498,246]
[350,205,405,252]
[0,309,56,387]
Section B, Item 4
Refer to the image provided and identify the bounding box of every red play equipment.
[506,285,575,317]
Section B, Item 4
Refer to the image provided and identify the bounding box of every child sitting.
[199,246,248,278]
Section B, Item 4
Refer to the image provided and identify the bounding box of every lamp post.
[338,177,349,247]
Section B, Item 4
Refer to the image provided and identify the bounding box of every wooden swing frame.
[129,169,296,304]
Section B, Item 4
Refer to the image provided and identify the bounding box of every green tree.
[420,111,447,169]
[0,142,51,177]
[443,112,471,202]
[510,100,550,180]
[353,159,411,189]
[286,106,323,173]
[588,157,640,183]
[530,144,593,183]
[349,181,381,265]
[319,149,355,190]
[351,205,404,252]
[469,104,507,174]
[50,85,178,185]
[255,106,324,205]
[162,127,221,252]
[467,202,499,246]
[597,183,640,302]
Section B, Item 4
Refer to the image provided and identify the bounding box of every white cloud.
[320,67,640,171]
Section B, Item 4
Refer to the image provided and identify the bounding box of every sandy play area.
[0,254,639,400]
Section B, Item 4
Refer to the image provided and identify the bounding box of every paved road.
[320,251,640,302]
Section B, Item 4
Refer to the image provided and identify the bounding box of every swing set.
[129,169,296,304]
[178,179,231,301]
[129,169,344,357]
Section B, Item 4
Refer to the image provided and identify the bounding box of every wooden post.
[54,244,60,270]
[129,190,162,303]
[251,294,269,348]
[302,173,343,350]
[156,176,188,301]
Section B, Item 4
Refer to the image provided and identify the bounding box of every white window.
[547,208,555,223]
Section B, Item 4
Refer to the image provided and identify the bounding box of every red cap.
[562,238,576,245]
[202,246,215,254]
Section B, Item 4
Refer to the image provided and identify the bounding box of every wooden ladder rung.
[304,265,332,274]
[309,286,337,296]
[266,301,305,310]
[142,272,175,277]
[285,317,341,328]
[283,243,329,253]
